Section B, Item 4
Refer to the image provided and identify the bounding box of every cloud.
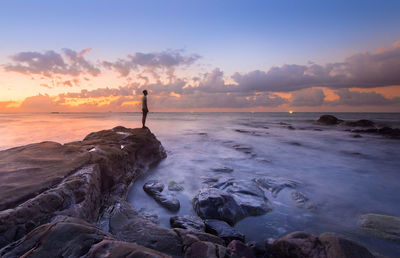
[231,40,400,92]
[3,48,100,78]
[327,89,400,106]
[102,49,201,77]
[290,88,326,107]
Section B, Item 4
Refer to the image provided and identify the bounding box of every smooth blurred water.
[1,112,400,257]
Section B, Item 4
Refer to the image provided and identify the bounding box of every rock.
[0,216,168,258]
[0,126,166,249]
[227,240,255,258]
[170,215,205,231]
[184,240,228,258]
[247,241,267,257]
[143,180,165,194]
[270,231,374,258]
[359,213,400,241]
[352,127,400,139]
[254,177,299,197]
[212,167,234,173]
[143,180,180,211]
[108,200,183,256]
[315,115,343,125]
[193,178,270,225]
[138,208,159,224]
[168,181,184,191]
[352,134,362,138]
[287,125,295,130]
[291,190,309,207]
[173,228,225,246]
[205,219,245,244]
[343,119,375,127]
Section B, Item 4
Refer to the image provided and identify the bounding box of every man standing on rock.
[142,90,149,128]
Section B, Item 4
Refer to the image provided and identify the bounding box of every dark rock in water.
[287,125,295,130]
[352,126,400,139]
[193,178,270,225]
[174,228,225,246]
[0,216,169,258]
[143,180,165,194]
[170,215,205,231]
[212,167,234,173]
[168,181,184,191]
[184,239,228,258]
[288,141,301,146]
[359,213,400,241]
[315,115,343,125]
[108,200,183,256]
[291,190,309,208]
[343,119,375,127]
[227,240,255,258]
[205,219,245,244]
[247,241,267,257]
[0,126,166,249]
[143,180,180,211]
[254,177,299,197]
[232,144,253,154]
[313,128,323,131]
[269,231,374,258]
[352,134,362,138]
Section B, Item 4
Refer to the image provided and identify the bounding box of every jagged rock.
[227,240,255,258]
[174,228,225,246]
[168,181,184,191]
[0,126,166,249]
[138,208,159,224]
[269,231,374,258]
[254,177,299,197]
[315,115,343,125]
[205,219,245,244]
[108,200,183,256]
[247,241,267,258]
[359,213,400,241]
[193,178,270,225]
[352,127,400,139]
[143,180,180,211]
[170,215,205,231]
[184,240,228,258]
[343,119,375,127]
[0,216,168,258]
[291,190,309,208]
[212,167,234,173]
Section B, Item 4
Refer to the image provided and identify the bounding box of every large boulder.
[0,216,169,258]
[359,213,400,241]
[193,178,270,225]
[315,115,343,125]
[343,119,375,127]
[108,200,183,256]
[205,219,245,244]
[0,126,166,249]
[143,180,180,211]
[170,215,205,231]
[269,231,374,258]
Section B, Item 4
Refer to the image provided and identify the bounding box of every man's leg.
[142,111,148,128]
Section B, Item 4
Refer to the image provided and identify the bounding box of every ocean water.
[1,112,400,257]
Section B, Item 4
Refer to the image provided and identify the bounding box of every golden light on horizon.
[289,110,294,114]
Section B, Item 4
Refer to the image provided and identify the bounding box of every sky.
[0,0,400,112]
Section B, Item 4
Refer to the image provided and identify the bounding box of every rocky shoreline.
[0,125,382,257]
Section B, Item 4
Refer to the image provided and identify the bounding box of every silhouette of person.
[142,90,149,128]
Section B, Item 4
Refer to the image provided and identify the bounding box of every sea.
[1,112,400,257]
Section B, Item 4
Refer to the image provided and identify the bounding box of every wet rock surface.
[254,177,299,197]
[168,180,184,191]
[352,127,400,139]
[205,219,245,244]
[193,177,270,225]
[315,115,343,125]
[359,213,400,241]
[269,231,375,258]
[0,126,166,251]
[143,180,180,211]
[170,215,205,231]
[0,216,169,258]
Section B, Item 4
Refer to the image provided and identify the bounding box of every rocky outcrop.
[143,180,180,211]
[359,213,400,241]
[315,115,343,125]
[205,219,245,244]
[352,127,400,139]
[0,216,169,258]
[170,215,205,231]
[0,126,166,249]
[268,231,375,258]
[193,178,270,225]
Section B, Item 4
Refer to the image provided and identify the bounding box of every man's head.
[143,90,148,96]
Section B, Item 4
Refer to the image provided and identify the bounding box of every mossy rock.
[359,213,400,241]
